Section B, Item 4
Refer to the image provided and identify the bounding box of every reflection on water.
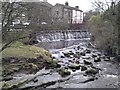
[38,39,90,50]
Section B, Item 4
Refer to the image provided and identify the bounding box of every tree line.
[86,0,120,57]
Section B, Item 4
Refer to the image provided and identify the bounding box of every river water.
[18,35,118,89]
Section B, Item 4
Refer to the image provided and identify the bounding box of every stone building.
[52,2,83,24]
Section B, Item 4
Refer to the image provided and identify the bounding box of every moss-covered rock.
[84,60,92,65]
[85,68,98,75]
[68,64,81,70]
[58,68,71,77]
[81,66,87,71]
[63,52,71,57]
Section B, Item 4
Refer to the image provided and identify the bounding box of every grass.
[2,41,52,59]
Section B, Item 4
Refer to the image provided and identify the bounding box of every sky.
[45,0,94,12]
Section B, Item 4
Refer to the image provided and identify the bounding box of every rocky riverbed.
[2,42,119,90]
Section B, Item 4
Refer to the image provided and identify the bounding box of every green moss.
[2,41,52,59]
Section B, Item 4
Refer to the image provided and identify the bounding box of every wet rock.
[80,52,86,56]
[72,69,76,72]
[104,57,110,61]
[82,77,95,83]
[58,68,71,77]
[92,53,98,58]
[63,52,71,57]
[73,58,75,60]
[3,76,13,81]
[77,46,80,50]
[13,67,19,72]
[75,60,80,64]
[84,60,92,65]
[33,79,38,83]
[68,60,74,63]
[60,56,65,58]
[2,78,27,90]
[85,49,91,53]
[74,54,80,59]
[94,57,101,62]
[85,68,98,75]
[81,66,87,71]
[68,64,81,70]
[69,51,74,55]
[97,53,101,56]
[52,56,56,59]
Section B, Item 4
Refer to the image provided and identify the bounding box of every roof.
[55,3,83,12]
[40,1,53,8]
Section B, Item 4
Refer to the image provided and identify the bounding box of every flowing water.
[13,30,119,89]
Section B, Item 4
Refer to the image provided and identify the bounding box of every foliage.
[2,41,52,59]
[88,1,119,56]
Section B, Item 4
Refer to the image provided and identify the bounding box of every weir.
[36,29,90,42]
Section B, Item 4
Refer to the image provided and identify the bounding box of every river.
[18,30,118,89]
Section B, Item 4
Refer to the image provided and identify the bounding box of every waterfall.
[36,30,90,42]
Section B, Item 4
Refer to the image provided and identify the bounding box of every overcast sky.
[45,0,94,12]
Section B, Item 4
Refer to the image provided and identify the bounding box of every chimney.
[43,0,47,2]
[65,2,69,6]
[75,6,79,9]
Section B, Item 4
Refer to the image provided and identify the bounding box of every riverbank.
[1,41,119,89]
[2,42,60,89]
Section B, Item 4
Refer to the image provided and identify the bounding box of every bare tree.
[0,1,29,52]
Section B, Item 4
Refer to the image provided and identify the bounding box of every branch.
[0,36,29,52]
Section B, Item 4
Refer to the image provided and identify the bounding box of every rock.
[60,56,65,58]
[68,60,74,63]
[13,67,19,72]
[94,57,101,62]
[106,56,110,59]
[73,58,75,60]
[85,68,98,75]
[58,68,71,77]
[92,53,98,58]
[81,66,87,71]
[69,51,74,55]
[33,79,38,83]
[74,53,80,59]
[75,60,79,64]
[85,49,91,53]
[54,63,61,68]
[104,57,110,61]
[63,52,71,57]
[3,76,13,81]
[84,60,92,65]
[68,64,81,70]
[72,69,76,72]
[80,52,86,56]
[28,63,39,70]
[52,56,56,59]
[77,46,80,50]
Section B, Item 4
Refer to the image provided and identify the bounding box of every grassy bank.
[2,41,52,59]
